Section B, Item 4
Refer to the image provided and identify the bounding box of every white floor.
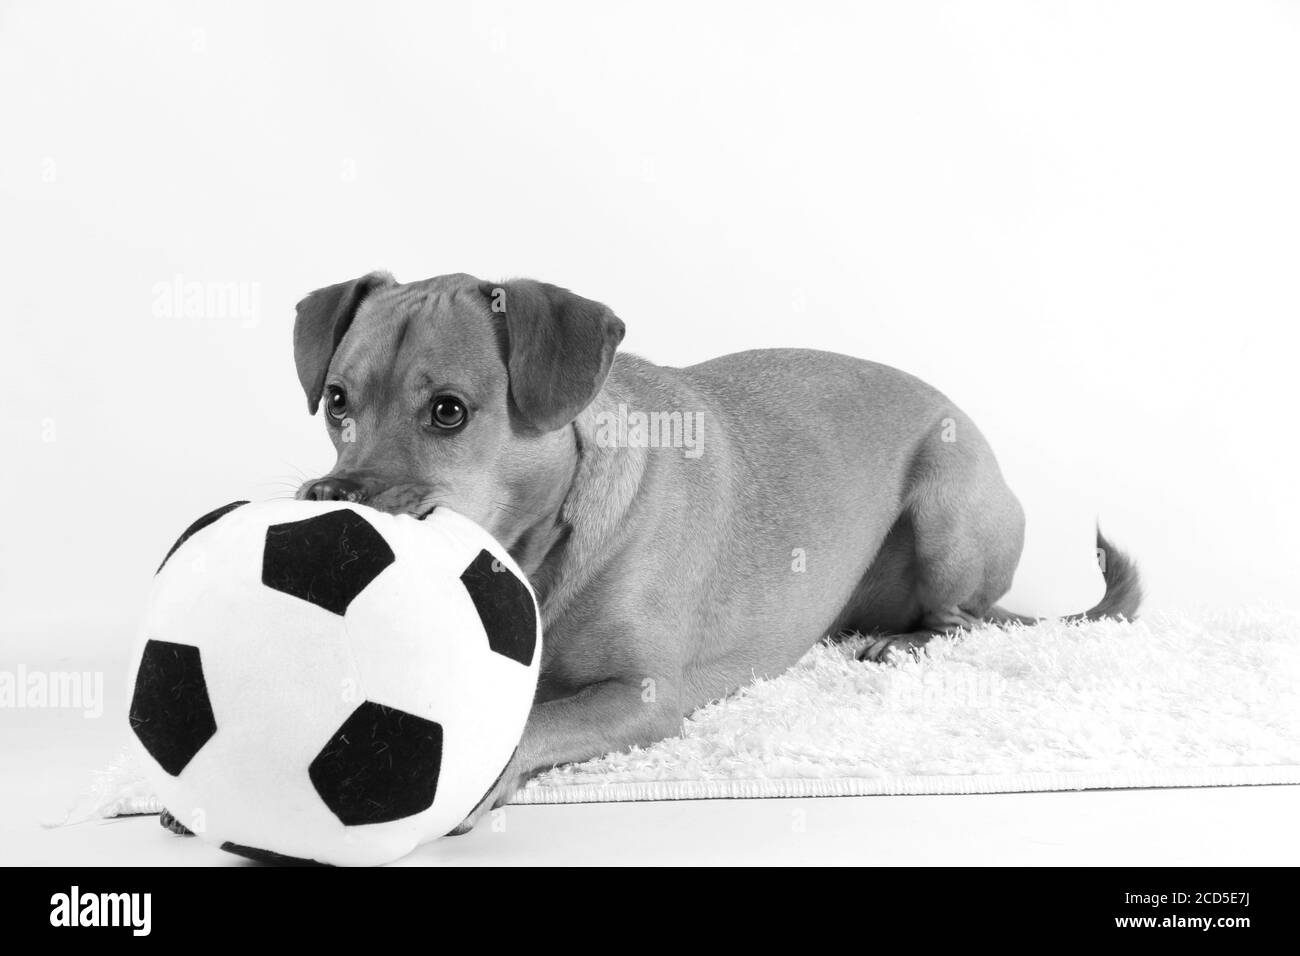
[5,705,1297,865]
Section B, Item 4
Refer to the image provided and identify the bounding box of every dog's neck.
[518,371,650,627]
[503,434,578,604]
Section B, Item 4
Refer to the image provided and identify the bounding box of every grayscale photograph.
[1,0,1295,930]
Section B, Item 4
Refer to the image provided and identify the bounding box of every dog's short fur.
[290,271,1141,829]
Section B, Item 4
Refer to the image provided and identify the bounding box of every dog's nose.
[304,477,368,503]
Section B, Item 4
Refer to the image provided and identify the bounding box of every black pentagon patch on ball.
[220,842,329,867]
[459,549,537,666]
[262,509,395,616]
[157,500,248,574]
[129,640,217,776]
[309,701,443,826]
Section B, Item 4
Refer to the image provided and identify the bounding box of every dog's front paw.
[448,757,529,835]
[159,809,194,836]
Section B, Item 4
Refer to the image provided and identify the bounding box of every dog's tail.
[987,526,1143,626]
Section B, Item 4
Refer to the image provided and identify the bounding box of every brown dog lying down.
[284,270,1140,831]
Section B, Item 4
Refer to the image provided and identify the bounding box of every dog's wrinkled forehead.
[329,275,504,401]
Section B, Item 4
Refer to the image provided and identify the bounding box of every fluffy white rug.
[515,607,1300,802]
[76,607,1300,819]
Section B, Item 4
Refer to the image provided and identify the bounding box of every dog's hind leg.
[854,415,1025,664]
[858,608,984,662]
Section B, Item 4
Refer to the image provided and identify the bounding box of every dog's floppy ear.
[293,271,394,414]
[480,280,626,432]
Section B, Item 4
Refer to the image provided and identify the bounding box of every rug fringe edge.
[508,765,1300,805]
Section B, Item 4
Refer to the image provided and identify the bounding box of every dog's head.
[292,272,624,547]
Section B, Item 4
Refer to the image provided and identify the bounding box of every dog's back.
[582,348,997,689]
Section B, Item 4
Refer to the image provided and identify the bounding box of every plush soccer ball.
[127,500,540,866]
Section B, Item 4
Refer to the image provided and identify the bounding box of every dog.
[193,269,1134,836]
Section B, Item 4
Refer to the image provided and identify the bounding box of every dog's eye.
[325,386,348,421]
[430,396,468,431]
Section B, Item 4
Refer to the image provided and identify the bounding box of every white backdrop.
[3,1,1297,661]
